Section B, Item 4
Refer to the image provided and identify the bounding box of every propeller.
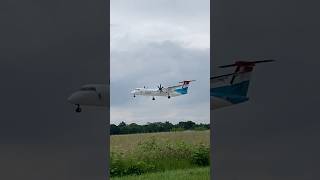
[158,84,164,92]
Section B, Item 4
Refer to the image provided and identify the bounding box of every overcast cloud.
[110,0,210,124]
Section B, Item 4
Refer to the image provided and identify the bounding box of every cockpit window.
[80,87,96,91]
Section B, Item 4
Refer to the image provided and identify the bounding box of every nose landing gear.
[168,95,171,99]
[75,104,82,113]
[152,97,155,100]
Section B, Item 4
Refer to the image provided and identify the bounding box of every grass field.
[112,167,210,180]
[111,130,210,153]
[110,130,210,178]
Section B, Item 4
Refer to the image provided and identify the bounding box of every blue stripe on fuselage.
[211,80,250,104]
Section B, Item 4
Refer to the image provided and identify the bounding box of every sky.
[110,0,210,125]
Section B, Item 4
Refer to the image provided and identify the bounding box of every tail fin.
[213,59,275,98]
[221,60,275,85]
[174,80,195,95]
[178,80,196,89]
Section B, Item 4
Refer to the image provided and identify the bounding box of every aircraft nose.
[67,92,80,104]
[68,90,101,106]
[68,91,88,105]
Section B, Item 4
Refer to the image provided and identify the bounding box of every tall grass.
[110,136,210,177]
[111,130,210,152]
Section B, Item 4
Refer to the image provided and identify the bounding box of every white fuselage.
[132,88,166,96]
[131,87,183,97]
[68,84,108,107]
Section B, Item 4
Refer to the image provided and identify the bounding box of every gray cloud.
[111,0,210,21]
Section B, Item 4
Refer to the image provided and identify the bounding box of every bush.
[110,152,156,176]
[110,138,210,177]
[191,143,210,166]
[170,127,185,132]
[110,152,126,176]
[125,161,156,175]
[193,127,208,131]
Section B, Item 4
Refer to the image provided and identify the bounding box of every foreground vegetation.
[112,167,210,180]
[110,130,210,178]
[111,130,210,152]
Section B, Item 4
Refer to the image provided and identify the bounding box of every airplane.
[130,80,196,100]
[211,59,275,109]
[67,84,108,112]
[67,60,274,112]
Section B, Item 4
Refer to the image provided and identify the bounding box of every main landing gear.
[152,97,155,100]
[168,95,171,99]
[75,104,82,113]
[133,94,136,98]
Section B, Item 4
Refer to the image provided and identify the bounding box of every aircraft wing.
[211,72,248,84]
[211,73,234,83]
[167,85,182,91]
[167,80,194,93]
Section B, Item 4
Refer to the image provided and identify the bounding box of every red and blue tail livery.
[211,60,275,110]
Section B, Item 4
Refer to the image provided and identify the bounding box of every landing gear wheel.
[133,94,136,98]
[75,104,82,113]
[168,95,171,99]
[152,97,155,100]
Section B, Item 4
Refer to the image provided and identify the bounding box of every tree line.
[110,121,210,135]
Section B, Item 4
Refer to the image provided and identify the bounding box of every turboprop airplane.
[67,60,274,112]
[211,59,275,109]
[67,84,108,112]
[130,80,196,100]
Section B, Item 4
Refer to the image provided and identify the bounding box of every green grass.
[111,130,210,153]
[111,167,210,180]
[110,131,210,177]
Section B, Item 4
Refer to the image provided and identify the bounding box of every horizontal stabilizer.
[178,80,196,83]
[219,59,275,68]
